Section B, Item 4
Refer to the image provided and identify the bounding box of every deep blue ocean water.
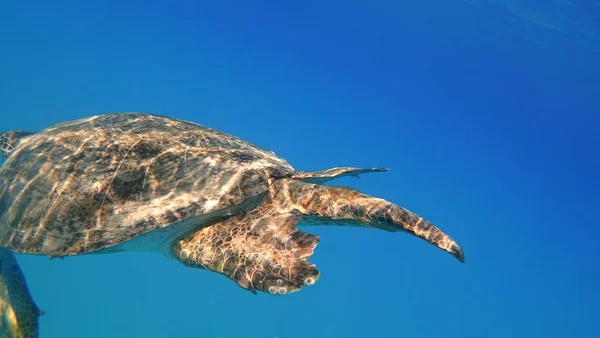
[0,1,598,337]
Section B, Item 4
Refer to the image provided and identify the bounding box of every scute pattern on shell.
[0,113,294,256]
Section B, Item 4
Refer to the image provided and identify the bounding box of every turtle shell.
[0,113,294,256]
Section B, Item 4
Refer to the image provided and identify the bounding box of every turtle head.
[0,130,35,160]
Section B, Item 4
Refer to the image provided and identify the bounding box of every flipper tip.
[452,245,465,263]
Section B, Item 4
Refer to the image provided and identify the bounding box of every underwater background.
[0,1,598,337]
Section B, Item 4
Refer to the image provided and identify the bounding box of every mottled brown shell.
[0,113,294,256]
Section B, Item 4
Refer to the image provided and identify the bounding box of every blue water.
[1,1,598,337]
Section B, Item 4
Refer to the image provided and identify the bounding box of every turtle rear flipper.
[0,247,43,338]
[173,207,321,295]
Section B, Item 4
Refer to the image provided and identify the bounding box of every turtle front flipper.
[292,167,388,184]
[172,206,321,295]
[274,179,465,263]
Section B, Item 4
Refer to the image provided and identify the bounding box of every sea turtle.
[0,112,464,299]
[0,246,43,338]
